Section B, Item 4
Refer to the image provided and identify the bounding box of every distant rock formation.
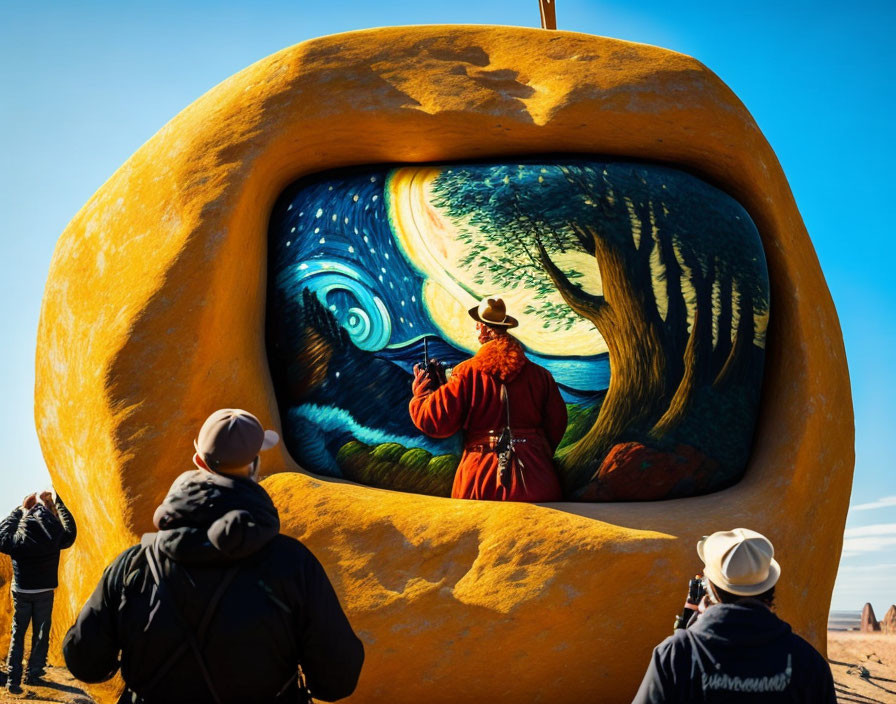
[861,603,881,632]
[881,605,896,634]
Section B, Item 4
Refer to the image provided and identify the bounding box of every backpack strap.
[497,384,528,493]
[500,383,511,430]
[137,533,241,703]
[137,534,189,696]
[274,666,315,703]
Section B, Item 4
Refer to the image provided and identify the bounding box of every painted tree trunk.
[655,210,688,393]
[541,226,669,489]
[715,286,755,389]
[650,255,715,439]
[712,273,734,377]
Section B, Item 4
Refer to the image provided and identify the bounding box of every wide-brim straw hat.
[697,528,781,596]
[468,296,519,329]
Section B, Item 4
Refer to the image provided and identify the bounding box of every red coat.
[409,335,567,502]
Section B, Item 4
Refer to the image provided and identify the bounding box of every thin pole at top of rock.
[539,0,557,29]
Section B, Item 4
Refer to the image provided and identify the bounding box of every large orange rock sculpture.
[31,26,853,703]
[0,555,10,658]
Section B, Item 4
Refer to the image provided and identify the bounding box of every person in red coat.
[409,297,567,502]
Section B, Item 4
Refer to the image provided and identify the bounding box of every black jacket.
[0,496,77,590]
[633,601,836,703]
[63,469,364,703]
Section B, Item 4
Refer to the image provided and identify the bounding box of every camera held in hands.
[422,338,448,389]
[673,575,706,631]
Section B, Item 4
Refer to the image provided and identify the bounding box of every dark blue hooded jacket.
[633,600,836,703]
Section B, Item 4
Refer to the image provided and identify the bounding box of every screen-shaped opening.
[266,159,769,501]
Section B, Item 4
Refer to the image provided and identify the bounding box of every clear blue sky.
[1,1,892,612]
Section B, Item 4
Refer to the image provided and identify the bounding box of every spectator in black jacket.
[0,489,77,694]
[63,408,365,704]
[633,528,836,703]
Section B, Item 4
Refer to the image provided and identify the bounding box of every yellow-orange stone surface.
[27,26,852,703]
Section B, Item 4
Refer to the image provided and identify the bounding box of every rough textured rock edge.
[30,26,854,704]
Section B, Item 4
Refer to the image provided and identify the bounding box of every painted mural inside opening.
[266,160,769,501]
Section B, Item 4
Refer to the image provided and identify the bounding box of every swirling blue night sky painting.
[267,160,768,501]
[272,171,427,350]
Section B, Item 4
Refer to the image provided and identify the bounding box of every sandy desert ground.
[0,631,893,702]
[0,665,93,703]
[829,631,896,703]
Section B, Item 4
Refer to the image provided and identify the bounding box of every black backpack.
[117,533,312,704]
